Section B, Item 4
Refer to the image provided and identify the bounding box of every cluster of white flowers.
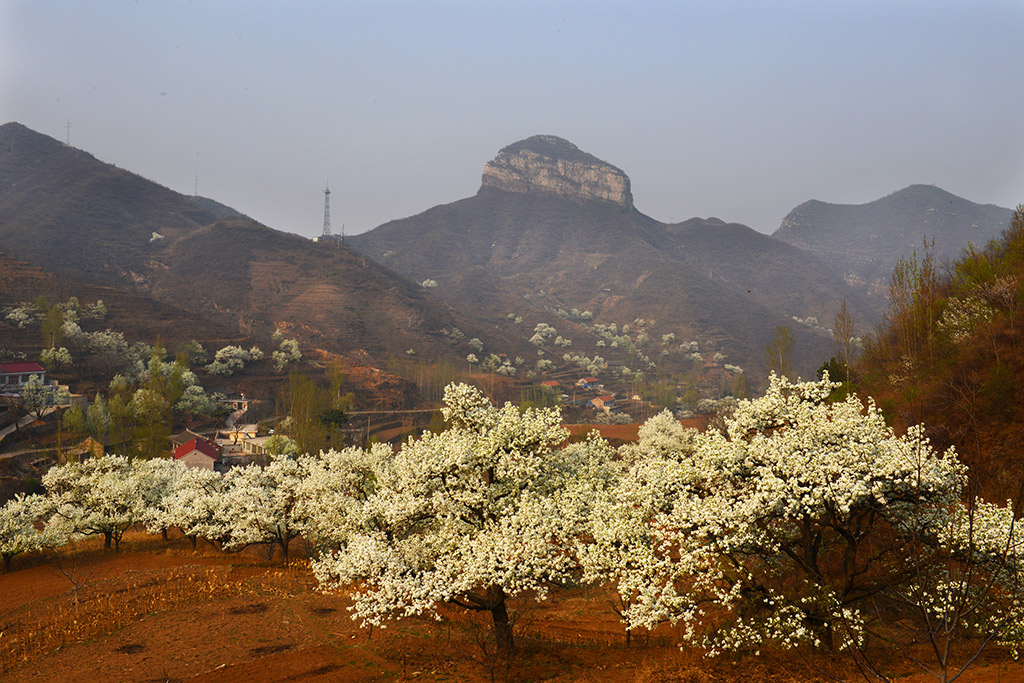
[937,295,995,344]
[529,323,558,346]
[547,306,593,322]
[479,353,515,376]
[4,304,39,328]
[562,353,607,375]
[440,326,466,344]
[205,345,262,376]
[39,346,73,368]
[272,337,302,372]
[311,383,614,630]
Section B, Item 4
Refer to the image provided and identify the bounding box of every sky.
[2,0,1023,238]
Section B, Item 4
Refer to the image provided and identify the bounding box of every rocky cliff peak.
[480,135,633,207]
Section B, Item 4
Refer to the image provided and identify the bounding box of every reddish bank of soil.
[1,532,1021,682]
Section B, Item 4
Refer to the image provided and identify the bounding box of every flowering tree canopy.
[586,373,971,654]
[1,494,63,572]
[220,456,306,559]
[42,455,148,552]
[312,383,612,650]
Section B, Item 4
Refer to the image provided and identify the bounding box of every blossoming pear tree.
[294,442,394,553]
[159,465,230,548]
[1,494,64,572]
[312,383,612,651]
[875,495,1024,681]
[42,455,147,552]
[588,373,972,655]
[221,456,309,560]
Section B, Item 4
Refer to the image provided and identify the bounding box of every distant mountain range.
[773,185,1014,299]
[1,122,1015,393]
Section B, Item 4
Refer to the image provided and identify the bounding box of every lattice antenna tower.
[322,185,332,238]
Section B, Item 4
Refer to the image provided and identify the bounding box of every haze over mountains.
[1,122,1016,389]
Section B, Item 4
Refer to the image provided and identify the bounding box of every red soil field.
[1,532,1021,682]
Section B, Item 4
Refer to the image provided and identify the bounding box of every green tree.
[765,324,794,379]
[129,388,171,459]
[832,297,856,388]
[278,373,351,453]
[40,304,65,351]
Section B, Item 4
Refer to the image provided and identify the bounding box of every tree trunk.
[104,531,112,550]
[3,553,11,573]
[488,587,513,654]
[189,535,197,549]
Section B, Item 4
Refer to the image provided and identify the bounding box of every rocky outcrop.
[480,135,633,208]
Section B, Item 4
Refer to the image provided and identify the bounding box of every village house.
[173,437,221,471]
[216,424,258,456]
[590,394,619,415]
[240,435,272,463]
[0,362,46,393]
[219,393,250,412]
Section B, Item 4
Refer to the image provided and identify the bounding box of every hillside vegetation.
[856,205,1024,501]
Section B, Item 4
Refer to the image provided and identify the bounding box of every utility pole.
[65,119,71,146]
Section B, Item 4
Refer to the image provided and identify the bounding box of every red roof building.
[0,362,46,391]
[173,437,220,471]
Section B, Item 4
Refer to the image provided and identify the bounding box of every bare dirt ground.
[1,532,1022,683]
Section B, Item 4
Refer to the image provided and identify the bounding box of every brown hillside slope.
[0,123,514,368]
[856,205,1024,501]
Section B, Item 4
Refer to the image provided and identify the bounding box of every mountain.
[352,135,868,379]
[0,122,507,365]
[0,122,239,289]
[773,185,1015,298]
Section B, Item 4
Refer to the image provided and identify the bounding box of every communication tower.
[322,185,332,239]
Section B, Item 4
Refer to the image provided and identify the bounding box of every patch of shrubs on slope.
[856,204,1024,500]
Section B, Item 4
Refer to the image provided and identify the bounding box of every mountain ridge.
[773,184,1014,297]
[0,122,512,367]
[353,136,870,378]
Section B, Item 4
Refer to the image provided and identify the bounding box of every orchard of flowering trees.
[2,377,1023,678]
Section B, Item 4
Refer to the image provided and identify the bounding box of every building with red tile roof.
[173,437,220,471]
[0,362,46,391]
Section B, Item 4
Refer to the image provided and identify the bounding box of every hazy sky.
[2,1,1022,238]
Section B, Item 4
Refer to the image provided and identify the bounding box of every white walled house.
[173,437,221,471]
